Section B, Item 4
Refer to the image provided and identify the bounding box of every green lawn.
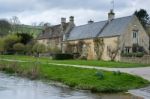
[0,55,149,68]
[0,60,149,93]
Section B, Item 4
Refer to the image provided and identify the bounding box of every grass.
[0,60,149,93]
[0,55,150,68]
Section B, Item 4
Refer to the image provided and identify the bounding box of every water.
[0,73,143,99]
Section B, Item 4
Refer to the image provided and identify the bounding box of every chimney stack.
[69,16,74,24]
[61,17,66,24]
[61,17,66,32]
[108,9,115,21]
[88,19,94,24]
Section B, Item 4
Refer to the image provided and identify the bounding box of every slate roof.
[37,23,69,40]
[67,21,107,40]
[67,15,133,41]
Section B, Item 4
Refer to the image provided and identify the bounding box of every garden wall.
[121,55,150,64]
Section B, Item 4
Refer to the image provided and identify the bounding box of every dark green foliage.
[113,71,122,75]
[16,33,33,44]
[52,53,74,60]
[2,34,21,53]
[121,52,144,57]
[95,71,104,80]
[0,19,11,36]
[134,9,149,28]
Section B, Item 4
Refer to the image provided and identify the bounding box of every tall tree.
[134,9,149,28]
[0,19,11,36]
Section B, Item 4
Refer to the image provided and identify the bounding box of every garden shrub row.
[121,52,144,57]
[52,53,74,60]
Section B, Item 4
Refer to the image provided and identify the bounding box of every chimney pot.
[88,19,94,24]
[108,9,115,21]
[70,16,74,23]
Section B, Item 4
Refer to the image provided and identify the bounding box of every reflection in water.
[0,73,143,99]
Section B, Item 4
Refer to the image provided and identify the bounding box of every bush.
[52,53,73,60]
[121,52,144,57]
[134,52,144,57]
[32,43,47,54]
[3,34,21,52]
[25,40,36,55]
[13,43,25,54]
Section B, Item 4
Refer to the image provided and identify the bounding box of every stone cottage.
[37,16,75,51]
[37,10,149,61]
[62,10,149,61]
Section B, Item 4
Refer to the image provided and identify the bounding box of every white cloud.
[17,9,106,25]
[0,0,149,25]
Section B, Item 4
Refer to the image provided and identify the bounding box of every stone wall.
[37,38,61,49]
[119,16,149,54]
[121,55,150,64]
[63,36,120,61]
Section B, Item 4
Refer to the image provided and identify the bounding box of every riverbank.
[0,72,142,99]
[0,60,149,93]
[0,55,149,68]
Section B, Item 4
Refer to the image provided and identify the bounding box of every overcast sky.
[0,0,150,26]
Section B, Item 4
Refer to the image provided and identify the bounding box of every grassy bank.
[0,55,149,68]
[0,60,149,93]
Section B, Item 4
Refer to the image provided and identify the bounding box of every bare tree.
[10,16,21,33]
[10,16,21,25]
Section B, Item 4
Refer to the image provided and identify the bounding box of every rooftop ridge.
[74,15,133,28]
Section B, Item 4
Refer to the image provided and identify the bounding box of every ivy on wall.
[107,40,120,61]
[93,38,104,60]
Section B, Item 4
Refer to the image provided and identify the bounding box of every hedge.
[52,53,73,60]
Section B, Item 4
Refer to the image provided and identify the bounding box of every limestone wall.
[120,16,149,53]
[37,38,61,49]
[121,55,150,64]
[65,36,120,61]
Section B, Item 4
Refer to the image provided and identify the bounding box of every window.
[124,47,130,53]
[133,31,138,38]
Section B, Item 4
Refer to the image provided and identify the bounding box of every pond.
[0,73,143,99]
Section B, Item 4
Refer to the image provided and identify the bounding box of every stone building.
[62,10,149,61]
[37,16,75,50]
[37,10,149,61]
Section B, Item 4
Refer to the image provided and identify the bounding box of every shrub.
[13,43,25,54]
[32,43,47,54]
[95,71,104,80]
[134,52,144,57]
[113,71,122,75]
[121,52,144,57]
[3,34,21,53]
[52,53,73,60]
